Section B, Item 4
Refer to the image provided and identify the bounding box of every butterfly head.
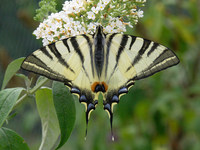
[94,25,104,36]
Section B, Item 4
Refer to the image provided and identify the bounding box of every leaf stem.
[13,78,49,110]
[13,94,27,110]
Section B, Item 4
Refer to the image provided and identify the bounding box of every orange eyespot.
[102,82,108,92]
[91,82,100,92]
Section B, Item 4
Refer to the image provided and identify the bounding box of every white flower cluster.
[33,11,86,45]
[33,0,146,46]
[63,0,85,14]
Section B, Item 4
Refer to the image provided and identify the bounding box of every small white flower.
[33,28,42,39]
[115,19,123,26]
[136,0,146,2]
[46,34,54,42]
[134,19,139,24]
[79,26,86,34]
[74,0,84,8]
[117,26,126,32]
[110,4,114,8]
[96,2,105,11]
[50,21,61,32]
[87,11,96,20]
[70,28,80,36]
[102,0,111,5]
[42,38,50,46]
[73,21,82,31]
[64,23,72,31]
[63,0,84,14]
[60,35,68,40]
[137,9,144,18]
[91,7,98,14]
[62,2,73,14]
[131,9,137,12]
[87,22,97,34]
[105,25,116,33]
[110,21,116,28]
[127,22,133,28]
[50,12,62,20]
[60,28,66,34]
[88,22,96,30]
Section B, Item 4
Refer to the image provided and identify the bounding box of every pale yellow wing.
[21,35,94,83]
[21,34,98,127]
[102,33,179,129]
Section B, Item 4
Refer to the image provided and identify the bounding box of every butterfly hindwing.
[102,33,179,130]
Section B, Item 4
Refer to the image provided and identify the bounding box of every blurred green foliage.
[1,0,200,150]
[34,0,57,22]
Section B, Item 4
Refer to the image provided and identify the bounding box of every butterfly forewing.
[107,34,180,81]
[21,35,93,83]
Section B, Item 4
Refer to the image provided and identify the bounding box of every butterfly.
[21,25,179,139]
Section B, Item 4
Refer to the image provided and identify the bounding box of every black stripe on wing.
[126,38,151,72]
[105,33,117,77]
[129,36,137,50]
[70,37,84,63]
[116,35,129,63]
[108,35,129,80]
[48,43,75,73]
[147,42,159,56]
[131,39,151,66]
[40,46,53,59]
[62,39,71,52]
[69,36,93,82]
[82,34,94,77]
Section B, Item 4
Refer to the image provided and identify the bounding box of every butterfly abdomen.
[94,26,105,77]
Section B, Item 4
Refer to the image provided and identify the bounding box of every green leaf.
[0,88,24,127]
[0,127,29,150]
[35,88,60,150]
[15,73,32,89]
[52,81,76,149]
[1,57,25,90]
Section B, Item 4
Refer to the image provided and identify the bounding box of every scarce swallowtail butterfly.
[21,25,179,139]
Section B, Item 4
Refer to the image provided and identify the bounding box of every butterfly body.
[21,25,179,135]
